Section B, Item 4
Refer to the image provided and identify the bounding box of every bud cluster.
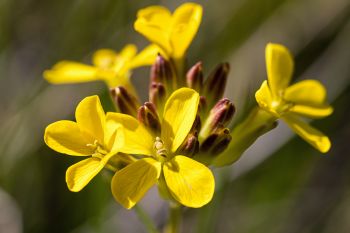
[110,54,235,165]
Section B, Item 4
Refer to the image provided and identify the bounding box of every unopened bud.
[195,127,232,164]
[151,55,175,92]
[199,98,235,139]
[203,62,230,109]
[138,102,161,133]
[110,86,140,117]
[149,82,166,112]
[177,133,199,157]
[210,98,235,127]
[186,62,203,93]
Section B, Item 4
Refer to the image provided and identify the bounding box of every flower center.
[269,98,294,117]
[87,140,108,159]
[153,137,168,161]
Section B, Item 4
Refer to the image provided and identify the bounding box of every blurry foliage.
[0,0,349,232]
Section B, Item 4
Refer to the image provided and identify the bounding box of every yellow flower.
[44,95,125,192]
[255,43,333,153]
[108,88,215,209]
[134,3,202,59]
[44,44,159,89]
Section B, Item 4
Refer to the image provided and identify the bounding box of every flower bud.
[186,62,203,93]
[177,133,199,157]
[151,55,175,92]
[137,102,161,133]
[176,115,201,157]
[202,62,230,109]
[110,86,140,117]
[199,98,235,139]
[149,82,166,113]
[195,127,232,164]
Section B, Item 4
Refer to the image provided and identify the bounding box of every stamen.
[87,140,108,158]
[86,139,99,148]
[154,137,168,158]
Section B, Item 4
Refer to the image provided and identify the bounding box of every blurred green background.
[0,0,349,232]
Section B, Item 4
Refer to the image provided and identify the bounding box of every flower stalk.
[164,203,182,233]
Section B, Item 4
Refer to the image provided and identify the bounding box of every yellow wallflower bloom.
[44,44,159,89]
[134,3,202,59]
[44,95,125,192]
[108,88,215,209]
[255,43,333,153]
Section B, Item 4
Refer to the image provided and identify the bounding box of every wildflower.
[109,88,215,209]
[255,43,333,152]
[44,44,159,90]
[134,3,202,60]
[44,95,126,192]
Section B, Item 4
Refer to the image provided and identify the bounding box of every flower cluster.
[43,2,333,211]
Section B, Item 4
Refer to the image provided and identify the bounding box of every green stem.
[134,205,159,233]
[164,203,182,233]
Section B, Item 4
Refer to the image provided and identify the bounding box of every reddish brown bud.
[110,86,140,117]
[138,102,161,133]
[177,133,199,157]
[199,98,235,139]
[196,127,232,164]
[203,62,230,109]
[210,98,235,128]
[151,55,175,92]
[186,62,203,93]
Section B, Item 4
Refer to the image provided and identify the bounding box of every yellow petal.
[134,6,172,54]
[66,153,115,192]
[105,118,125,153]
[161,88,200,152]
[75,95,106,144]
[128,44,162,69]
[284,80,333,118]
[289,104,333,118]
[255,80,274,110]
[92,49,117,68]
[284,80,328,105]
[43,61,98,84]
[111,158,161,209]
[44,120,94,156]
[106,113,154,155]
[163,155,215,208]
[265,43,294,97]
[170,3,202,58]
[282,114,331,153]
[119,44,138,61]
